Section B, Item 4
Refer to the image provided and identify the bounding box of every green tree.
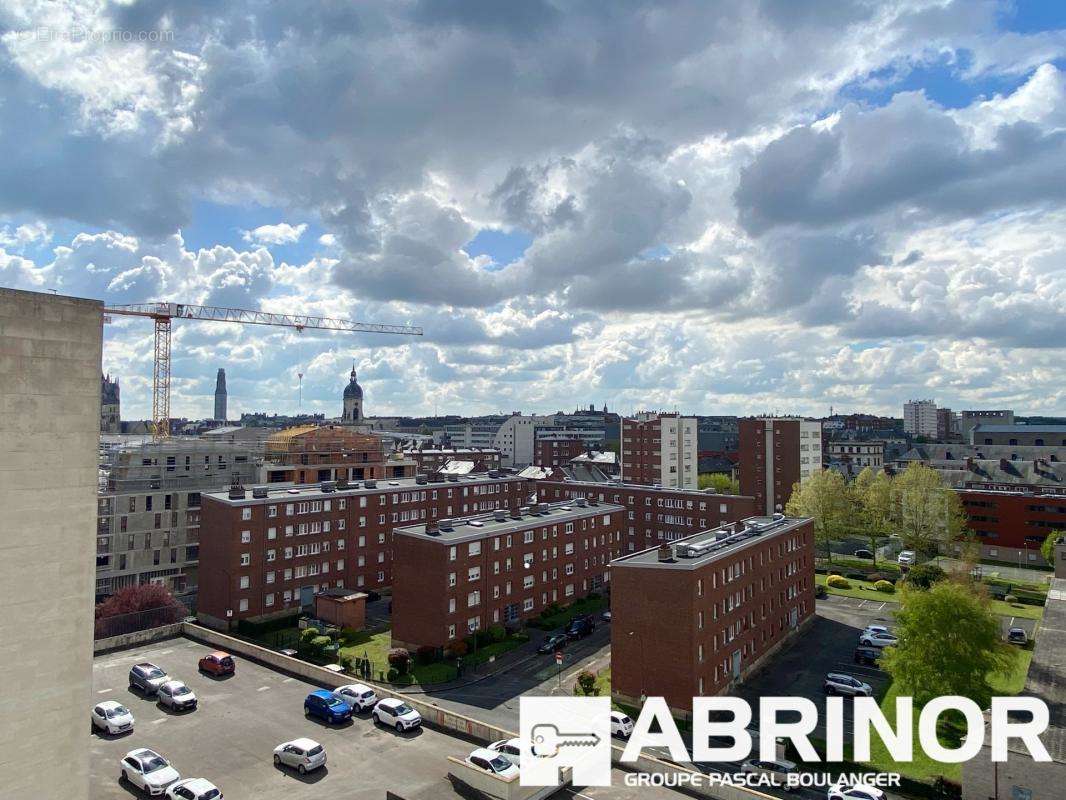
[785,469,851,563]
[881,581,1012,708]
[891,462,966,557]
[902,563,946,590]
[853,467,894,566]
[699,472,740,494]
[1040,531,1064,567]
[575,670,599,696]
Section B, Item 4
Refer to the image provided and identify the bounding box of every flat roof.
[203,472,525,506]
[394,500,624,543]
[540,477,749,500]
[612,514,810,569]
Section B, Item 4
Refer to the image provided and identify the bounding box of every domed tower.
[342,363,364,422]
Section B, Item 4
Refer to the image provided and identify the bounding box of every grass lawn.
[535,594,608,631]
[863,646,1033,783]
[817,573,898,603]
[986,598,1044,620]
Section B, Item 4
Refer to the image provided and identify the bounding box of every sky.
[1,0,1065,422]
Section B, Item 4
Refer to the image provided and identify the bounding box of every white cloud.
[241,223,308,246]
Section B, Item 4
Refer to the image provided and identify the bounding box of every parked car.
[824,673,873,697]
[601,610,612,621]
[466,747,519,780]
[91,701,134,735]
[853,549,874,560]
[373,697,422,731]
[157,680,198,711]
[861,624,891,637]
[828,783,886,800]
[197,651,235,677]
[129,662,169,695]
[610,710,634,738]
[120,748,180,796]
[538,633,568,654]
[304,689,352,724]
[273,738,326,774]
[1007,627,1028,645]
[565,614,596,640]
[897,550,916,566]
[332,683,379,712]
[166,777,222,799]
[740,758,797,790]
[488,738,523,766]
[853,646,881,666]
[859,630,898,648]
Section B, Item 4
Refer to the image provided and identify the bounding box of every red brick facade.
[197,475,531,627]
[392,501,624,650]
[958,487,1066,553]
[534,437,586,468]
[611,516,816,715]
[536,480,756,553]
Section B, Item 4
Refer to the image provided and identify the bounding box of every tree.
[575,670,599,696]
[881,580,1012,708]
[95,583,185,621]
[699,472,740,495]
[853,467,894,566]
[1040,531,1064,567]
[891,462,966,557]
[902,563,946,590]
[785,469,851,563]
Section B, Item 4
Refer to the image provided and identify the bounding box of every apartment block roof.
[393,499,624,544]
[539,476,749,500]
[612,514,809,570]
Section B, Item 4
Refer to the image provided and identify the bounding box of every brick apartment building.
[956,486,1066,563]
[534,434,587,468]
[537,479,756,553]
[620,412,698,489]
[392,499,624,650]
[261,425,416,484]
[739,418,822,516]
[611,514,815,717]
[196,473,532,628]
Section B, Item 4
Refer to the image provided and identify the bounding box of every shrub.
[415,645,438,665]
[826,574,851,589]
[814,584,828,599]
[387,647,411,673]
[867,572,889,583]
[445,641,468,659]
[300,627,320,644]
[903,563,946,590]
[487,624,507,643]
[1004,594,1019,604]
[575,670,598,696]
[874,580,895,594]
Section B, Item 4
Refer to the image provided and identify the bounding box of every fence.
[94,602,191,640]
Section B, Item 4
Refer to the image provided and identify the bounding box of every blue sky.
[1,0,1064,419]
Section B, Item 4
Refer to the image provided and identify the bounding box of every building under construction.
[262,425,416,484]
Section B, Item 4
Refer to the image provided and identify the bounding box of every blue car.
[304,689,352,724]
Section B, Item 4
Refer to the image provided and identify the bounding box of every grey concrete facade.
[0,288,100,800]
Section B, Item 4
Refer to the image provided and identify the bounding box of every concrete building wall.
[0,288,100,800]
[740,418,818,516]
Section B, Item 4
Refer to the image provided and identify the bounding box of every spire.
[351,360,357,381]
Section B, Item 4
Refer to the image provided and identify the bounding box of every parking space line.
[151,718,167,725]
[257,685,271,692]
[96,688,112,694]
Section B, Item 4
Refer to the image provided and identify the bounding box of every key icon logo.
[531,723,602,757]
[520,696,611,787]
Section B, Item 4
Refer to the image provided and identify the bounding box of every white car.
[91,701,134,735]
[862,624,891,638]
[120,749,181,796]
[859,631,898,648]
[488,738,522,766]
[898,550,915,565]
[824,673,873,697]
[166,777,223,799]
[828,783,886,800]
[332,683,379,712]
[373,697,422,731]
[467,747,519,780]
[610,710,634,738]
[156,680,198,711]
[273,738,326,774]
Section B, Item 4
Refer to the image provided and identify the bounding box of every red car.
[198,651,236,676]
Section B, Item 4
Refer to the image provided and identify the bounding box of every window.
[266,549,276,562]
[238,599,248,612]
[523,575,535,589]
[265,593,275,606]
[448,624,456,640]
[266,571,275,584]
[240,553,250,566]
[268,505,277,518]
[239,576,249,589]
[241,508,252,521]
[468,566,480,581]
[241,530,251,544]
[468,541,481,556]
[468,591,480,607]
[267,527,277,540]
[523,598,534,611]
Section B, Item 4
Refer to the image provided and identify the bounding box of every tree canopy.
[698,472,740,495]
[786,469,851,562]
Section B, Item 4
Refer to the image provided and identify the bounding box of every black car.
[1007,627,1028,645]
[566,615,595,641]
[538,633,568,654]
[854,646,881,666]
[854,549,874,560]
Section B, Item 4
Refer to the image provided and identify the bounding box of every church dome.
[344,367,363,399]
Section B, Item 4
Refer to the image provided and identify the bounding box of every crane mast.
[104,302,422,439]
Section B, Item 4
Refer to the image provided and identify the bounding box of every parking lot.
[91,638,679,800]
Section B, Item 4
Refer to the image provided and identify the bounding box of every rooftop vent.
[734,521,746,533]
[519,506,531,516]
[426,522,440,536]
[364,480,377,489]
[252,486,268,499]
[510,508,523,519]
[320,481,336,493]
[773,512,784,521]
[468,520,484,527]
[439,519,454,532]
[336,477,349,489]
[657,544,674,562]
[494,510,508,522]
[575,498,588,508]
[488,470,500,478]
[228,485,246,500]
[587,498,599,506]
[447,474,459,482]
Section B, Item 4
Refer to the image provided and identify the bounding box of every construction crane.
[103,302,422,439]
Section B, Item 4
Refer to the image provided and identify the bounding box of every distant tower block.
[214,368,227,421]
[343,363,364,422]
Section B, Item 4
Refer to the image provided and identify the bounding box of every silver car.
[273,738,326,774]
[157,680,198,711]
[129,662,169,695]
